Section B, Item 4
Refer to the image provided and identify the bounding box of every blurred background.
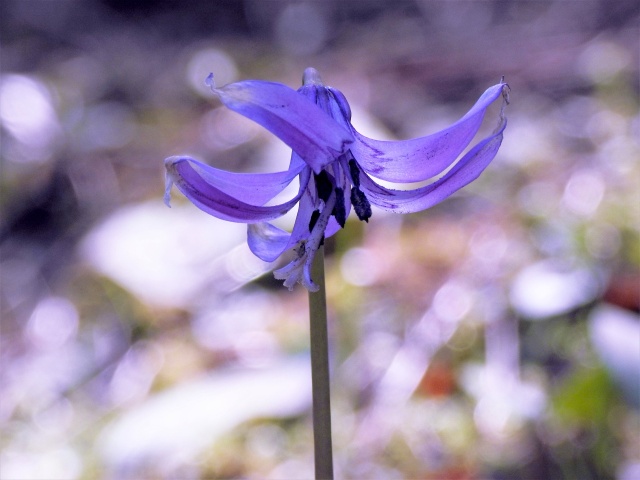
[1,0,639,479]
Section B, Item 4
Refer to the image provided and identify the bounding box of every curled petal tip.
[502,83,511,105]
[205,73,215,89]
[273,254,319,292]
[163,156,189,207]
[163,173,174,207]
[164,155,183,168]
[498,77,511,105]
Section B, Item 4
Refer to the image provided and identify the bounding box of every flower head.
[165,68,509,291]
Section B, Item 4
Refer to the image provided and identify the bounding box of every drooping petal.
[352,83,507,183]
[211,78,354,173]
[165,156,310,223]
[247,189,316,262]
[246,222,292,261]
[360,117,507,214]
[165,155,306,207]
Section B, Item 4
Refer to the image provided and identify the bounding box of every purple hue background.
[1,1,638,479]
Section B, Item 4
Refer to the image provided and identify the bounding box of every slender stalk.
[308,246,334,480]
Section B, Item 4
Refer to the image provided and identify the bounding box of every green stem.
[309,246,334,480]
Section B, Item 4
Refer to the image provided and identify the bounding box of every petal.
[360,117,507,213]
[246,180,344,263]
[165,154,305,207]
[246,222,292,261]
[324,216,343,237]
[247,189,316,262]
[165,156,310,223]
[212,79,354,173]
[352,83,507,183]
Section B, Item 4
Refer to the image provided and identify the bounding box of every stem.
[308,246,334,480]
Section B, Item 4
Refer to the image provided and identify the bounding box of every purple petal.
[165,156,310,223]
[246,222,291,261]
[360,117,507,213]
[247,185,345,263]
[352,83,507,183]
[165,155,305,207]
[324,217,343,237]
[247,190,316,261]
[213,79,354,173]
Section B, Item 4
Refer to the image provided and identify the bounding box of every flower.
[165,68,509,291]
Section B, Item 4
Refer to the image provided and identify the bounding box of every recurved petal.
[165,155,305,207]
[360,117,507,214]
[165,156,310,223]
[352,83,507,183]
[212,79,354,173]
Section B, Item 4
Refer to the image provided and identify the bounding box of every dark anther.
[314,170,333,203]
[350,187,372,223]
[348,159,361,189]
[309,209,321,232]
[332,187,346,228]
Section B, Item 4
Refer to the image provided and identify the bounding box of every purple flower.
[165,68,509,291]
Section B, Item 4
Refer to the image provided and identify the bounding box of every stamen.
[332,187,346,228]
[351,187,372,222]
[309,209,321,231]
[348,159,361,189]
[314,170,334,203]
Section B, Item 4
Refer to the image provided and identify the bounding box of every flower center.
[273,69,374,290]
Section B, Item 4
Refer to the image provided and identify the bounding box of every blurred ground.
[1,1,639,479]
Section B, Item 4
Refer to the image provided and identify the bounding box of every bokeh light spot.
[80,201,246,308]
[109,342,165,406]
[26,296,79,351]
[510,260,601,319]
[340,247,381,286]
[0,447,82,480]
[562,169,605,217]
[200,106,259,150]
[0,74,61,163]
[433,281,473,323]
[577,40,632,83]
[75,102,137,151]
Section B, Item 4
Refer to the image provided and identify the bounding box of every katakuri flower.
[165,68,509,291]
